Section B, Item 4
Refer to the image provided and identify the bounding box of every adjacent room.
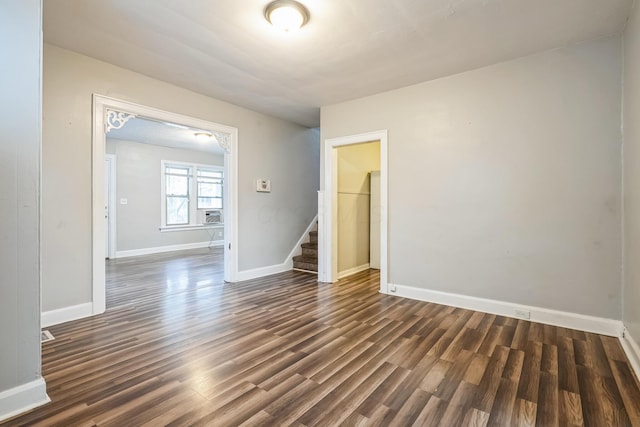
[2,0,640,425]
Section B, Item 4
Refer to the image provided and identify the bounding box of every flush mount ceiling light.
[194,132,213,142]
[264,0,309,32]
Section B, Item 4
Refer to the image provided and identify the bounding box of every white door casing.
[320,130,388,293]
[92,94,239,315]
[105,154,116,259]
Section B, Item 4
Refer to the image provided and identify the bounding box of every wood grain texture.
[2,248,640,426]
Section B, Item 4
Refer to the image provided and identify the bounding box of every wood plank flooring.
[3,248,640,426]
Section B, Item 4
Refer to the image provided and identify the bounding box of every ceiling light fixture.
[264,0,309,32]
[194,132,213,142]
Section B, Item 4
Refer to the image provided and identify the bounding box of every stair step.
[301,242,318,257]
[293,261,318,272]
[293,255,317,264]
[292,226,319,273]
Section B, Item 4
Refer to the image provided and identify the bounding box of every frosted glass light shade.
[194,132,212,142]
[265,1,309,32]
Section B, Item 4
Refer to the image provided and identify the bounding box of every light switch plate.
[120,198,128,205]
[257,179,271,192]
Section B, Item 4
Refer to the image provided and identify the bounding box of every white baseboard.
[338,263,370,279]
[42,302,94,328]
[387,283,624,337]
[0,377,49,423]
[621,327,640,380]
[115,240,223,258]
[285,214,318,265]
[237,261,293,281]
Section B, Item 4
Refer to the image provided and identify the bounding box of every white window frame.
[160,160,224,231]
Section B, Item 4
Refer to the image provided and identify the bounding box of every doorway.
[91,95,239,315]
[319,130,388,293]
[335,141,380,279]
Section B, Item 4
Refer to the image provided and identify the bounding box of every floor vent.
[41,330,55,343]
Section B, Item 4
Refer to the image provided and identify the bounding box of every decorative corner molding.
[105,109,136,133]
[212,131,231,153]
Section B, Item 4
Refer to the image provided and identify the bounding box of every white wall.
[0,0,49,420]
[106,139,224,254]
[337,142,380,274]
[321,37,623,319]
[624,2,640,343]
[43,44,320,312]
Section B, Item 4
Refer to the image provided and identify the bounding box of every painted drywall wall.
[624,2,640,343]
[105,139,224,253]
[337,142,380,273]
[321,37,623,319]
[0,0,48,418]
[42,44,320,312]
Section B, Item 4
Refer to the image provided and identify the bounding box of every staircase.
[293,229,318,273]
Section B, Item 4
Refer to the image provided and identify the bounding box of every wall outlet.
[514,309,531,320]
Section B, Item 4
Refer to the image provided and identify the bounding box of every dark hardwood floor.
[3,248,640,426]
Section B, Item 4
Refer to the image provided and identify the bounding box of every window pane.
[198,182,222,197]
[196,168,223,210]
[198,197,222,209]
[167,196,189,225]
[198,169,222,178]
[166,167,189,176]
[166,175,189,196]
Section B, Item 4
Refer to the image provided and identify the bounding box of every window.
[197,169,223,209]
[161,161,223,229]
[165,166,191,225]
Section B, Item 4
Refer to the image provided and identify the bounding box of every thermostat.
[257,179,271,192]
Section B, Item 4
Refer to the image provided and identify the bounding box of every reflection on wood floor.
[4,248,640,426]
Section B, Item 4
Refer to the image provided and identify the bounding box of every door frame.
[105,153,117,259]
[91,94,239,315]
[319,130,388,293]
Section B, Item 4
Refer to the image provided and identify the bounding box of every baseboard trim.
[237,261,293,281]
[387,283,624,337]
[42,302,94,327]
[621,328,640,381]
[0,377,49,423]
[115,240,223,258]
[338,263,370,279]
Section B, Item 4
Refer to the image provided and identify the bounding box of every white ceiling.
[107,116,226,155]
[44,0,633,127]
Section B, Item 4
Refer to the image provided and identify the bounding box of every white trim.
[317,192,325,280]
[338,263,371,279]
[621,327,640,381]
[115,241,223,259]
[160,224,224,232]
[41,302,93,327]
[320,130,388,294]
[0,378,49,423]
[237,261,293,281]
[92,95,240,317]
[284,214,318,264]
[388,283,624,337]
[105,154,117,259]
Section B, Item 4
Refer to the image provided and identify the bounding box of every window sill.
[160,224,224,232]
